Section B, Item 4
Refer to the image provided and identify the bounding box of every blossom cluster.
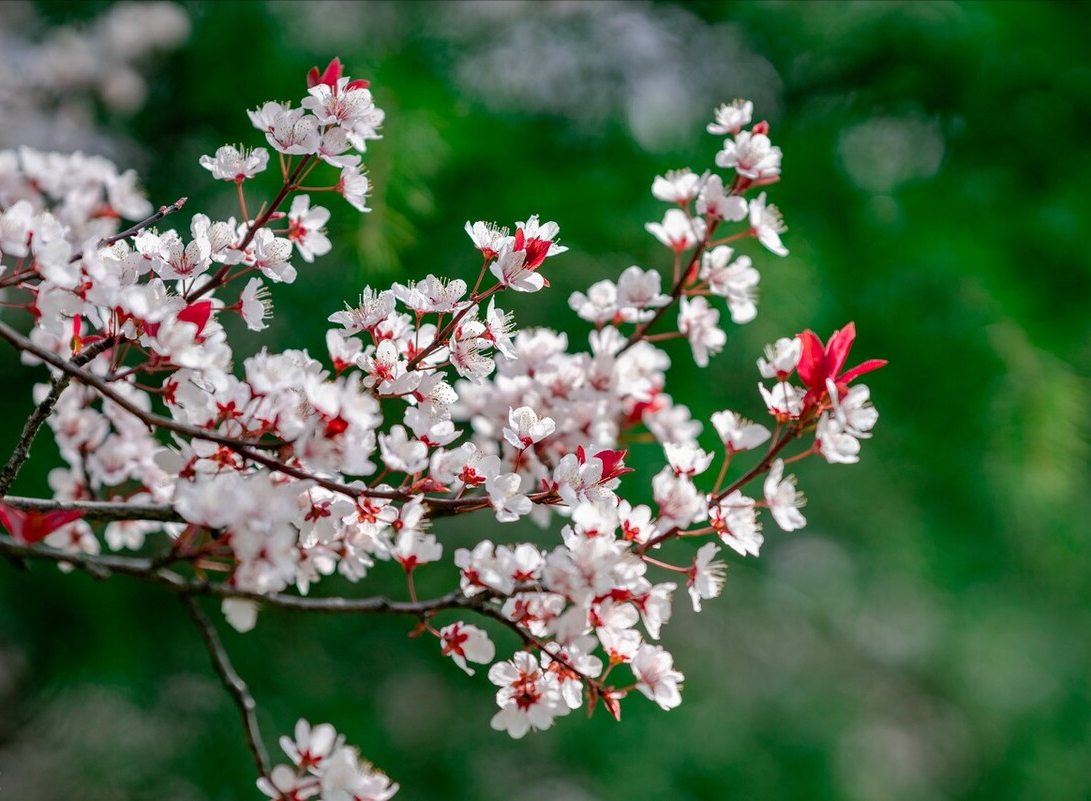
[259,719,398,801]
[0,61,886,798]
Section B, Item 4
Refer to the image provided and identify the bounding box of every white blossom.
[710,410,770,452]
[716,130,782,182]
[764,458,807,531]
[199,145,268,181]
[748,191,789,257]
[439,621,496,676]
[631,644,684,710]
[707,99,754,135]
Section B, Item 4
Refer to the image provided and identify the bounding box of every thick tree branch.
[0,495,184,522]
[0,318,291,449]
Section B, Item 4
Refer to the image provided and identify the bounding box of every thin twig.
[617,240,710,356]
[712,424,799,503]
[0,268,36,290]
[405,298,480,371]
[181,593,271,779]
[186,157,314,303]
[0,200,189,290]
[635,424,802,555]
[66,198,190,265]
[472,601,610,701]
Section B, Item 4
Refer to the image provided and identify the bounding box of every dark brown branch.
[471,599,610,702]
[0,495,184,523]
[635,423,802,555]
[181,593,271,779]
[66,197,189,265]
[405,300,478,371]
[0,373,72,495]
[0,268,36,290]
[0,531,493,615]
[0,318,287,451]
[711,425,799,503]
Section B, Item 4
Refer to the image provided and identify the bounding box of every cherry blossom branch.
[181,593,272,780]
[711,422,799,503]
[404,304,473,371]
[186,156,314,303]
[0,60,876,794]
[635,424,801,556]
[0,337,116,495]
[0,319,287,451]
[0,318,567,518]
[404,286,498,372]
[0,200,189,291]
[618,239,710,355]
[472,601,609,698]
[68,197,190,264]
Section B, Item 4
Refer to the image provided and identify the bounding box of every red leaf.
[839,358,888,385]
[0,501,86,544]
[823,321,857,382]
[178,300,213,335]
[795,329,825,389]
[594,449,633,482]
[308,57,344,89]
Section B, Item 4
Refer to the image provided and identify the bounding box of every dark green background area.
[1,2,1089,799]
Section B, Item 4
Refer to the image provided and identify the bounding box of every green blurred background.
[1,1,1090,799]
